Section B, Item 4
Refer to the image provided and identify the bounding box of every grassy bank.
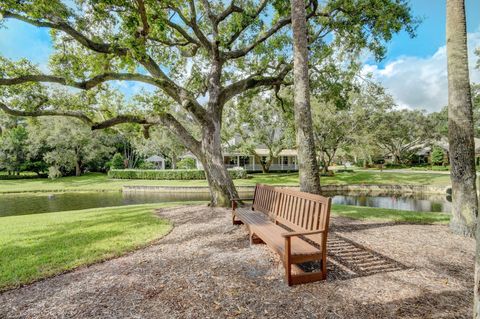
[0,171,451,194]
[331,205,450,224]
[0,203,189,291]
[0,201,450,290]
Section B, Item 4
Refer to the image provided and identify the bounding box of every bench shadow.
[325,233,409,281]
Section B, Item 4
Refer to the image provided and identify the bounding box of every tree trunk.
[75,160,81,176]
[263,157,273,173]
[291,0,321,194]
[446,0,478,237]
[199,122,238,207]
[171,156,177,170]
[446,1,480,316]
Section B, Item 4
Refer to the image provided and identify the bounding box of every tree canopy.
[0,0,418,205]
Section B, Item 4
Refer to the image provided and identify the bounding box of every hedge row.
[108,168,248,180]
[0,174,47,180]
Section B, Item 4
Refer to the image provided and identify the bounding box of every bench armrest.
[231,198,254,202]
[231,197,254,211]
[281,229,325,238]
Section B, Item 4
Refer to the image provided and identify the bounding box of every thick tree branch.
[223,0,319,59]
[164,19,201,46]
[217,1,244,25]
[0,102,201,154]
[1,11,128,56]
[167,2,211,49]
[91,115,149,129]
[225,0,268,47]
[223,16,291,59]
[0,101,93,125]
[0,73,159,90]
[137,56,210,127]
[219,64,292,103]
[153,113,202,153]
[135,0,150,37]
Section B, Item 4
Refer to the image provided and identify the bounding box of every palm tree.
[446,0,478,237]
[290,0,321,194]
[446,0,479,315]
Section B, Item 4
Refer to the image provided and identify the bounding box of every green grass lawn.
[0,203,192,291]
[331,205,450,224]
[0,200,449,291]
[0,171,451,194]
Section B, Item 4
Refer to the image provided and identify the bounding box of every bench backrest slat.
[252,184,277,217]
[252,184,331,247]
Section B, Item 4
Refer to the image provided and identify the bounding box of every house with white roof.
[180,148,298,172]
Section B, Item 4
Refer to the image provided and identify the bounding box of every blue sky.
[0,1,479,111]
[377,0,479,65]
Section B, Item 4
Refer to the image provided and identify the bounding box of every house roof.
[179,152,197,159]
[145,155,164,162]
[223,148,297,157]
[434,136,480,153]
[182,148,298,159]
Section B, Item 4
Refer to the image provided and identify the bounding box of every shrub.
[0,173,47,180]
[336,169,355,173]
[138,161,156,169]
[431,147,444,166]
[176,158,196,169]
[108,168,247,180]
[48,166,63,180]
[111,153,125,169]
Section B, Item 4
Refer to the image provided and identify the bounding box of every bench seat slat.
[235,208,321,257]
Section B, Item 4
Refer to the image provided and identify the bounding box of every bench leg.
[249,232,264,245]
[285,237,292,286]
[232,212,243,225]
[321,255,327,280]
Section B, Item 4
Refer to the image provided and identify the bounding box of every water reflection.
[0,190,452,217]
[328,193,451,213]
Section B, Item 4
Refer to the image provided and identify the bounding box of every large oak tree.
[0,0,416,206]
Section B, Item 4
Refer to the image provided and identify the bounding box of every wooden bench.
[231,184,331,285]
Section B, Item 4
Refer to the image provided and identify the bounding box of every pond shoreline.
[123,184,451,195]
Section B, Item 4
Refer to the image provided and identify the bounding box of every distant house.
[432,136,480,165]
[145,155,165,169]
[180,148,298,172]
[411,137,480,165]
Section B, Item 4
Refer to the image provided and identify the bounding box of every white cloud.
[363,31,480,112]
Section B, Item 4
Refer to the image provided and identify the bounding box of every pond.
[329,192,451,213]
[0,191,452,217]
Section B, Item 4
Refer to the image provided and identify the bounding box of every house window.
[239,156,250,166]
[224,156,238,165]
[283,156,289,165]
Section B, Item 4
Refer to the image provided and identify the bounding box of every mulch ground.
[0,205,475,319]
